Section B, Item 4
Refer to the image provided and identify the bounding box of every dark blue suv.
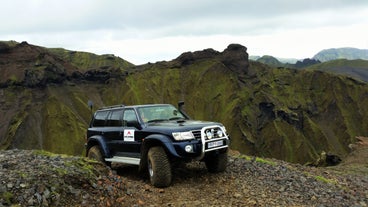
[86,102,229,187]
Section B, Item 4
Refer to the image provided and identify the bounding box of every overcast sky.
[1,0,368,64]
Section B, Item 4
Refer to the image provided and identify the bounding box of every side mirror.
[126,120,142,129]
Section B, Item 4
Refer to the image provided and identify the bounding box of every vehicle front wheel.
[87,145,110,166]
[205,152,228,173]
[147,146,172,187]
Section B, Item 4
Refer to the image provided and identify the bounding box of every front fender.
[86,135,111,158]
[143,134,180,158]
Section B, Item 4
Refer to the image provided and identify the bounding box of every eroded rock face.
[174,44,251,80]
[0,41,129,88]
[177,49,220,66]
[221,44,249,75]
[0,42,11,53]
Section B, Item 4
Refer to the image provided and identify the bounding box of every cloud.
[1,0,368,64]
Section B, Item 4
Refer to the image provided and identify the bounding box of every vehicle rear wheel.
[147,146,172,187]
[205,152,228,173]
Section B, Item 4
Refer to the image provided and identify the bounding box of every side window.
[107,110,124,127]
[123,109,138,127]
[92,111,109,127]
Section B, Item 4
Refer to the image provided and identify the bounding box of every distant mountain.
[313,47,368,62]
[256,55,283,67]
[254,55,320,69]
[250,55,298,64]
[305,59,368,82]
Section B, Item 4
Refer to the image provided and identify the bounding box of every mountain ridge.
[0,41,367,165]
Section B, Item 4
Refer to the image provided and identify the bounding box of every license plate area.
[207,140,224,149]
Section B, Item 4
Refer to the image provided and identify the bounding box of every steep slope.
[0,41,133,87]
[1,42,368,165]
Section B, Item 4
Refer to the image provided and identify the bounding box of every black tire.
[87,145,110,166]
[147,146,172,187]
[205,152,228,173]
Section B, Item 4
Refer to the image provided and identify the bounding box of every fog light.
[217,130,223,137]
[206,130,213,139]
[185,145,193,153]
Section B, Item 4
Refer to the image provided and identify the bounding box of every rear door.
[87,110,109,138]
[104,109,124,155]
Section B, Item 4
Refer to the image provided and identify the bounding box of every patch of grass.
[314,175,338,185]
[33,150,69,158]
[1,191,14,205]
[238,154,277,166]
[254,157,277,166]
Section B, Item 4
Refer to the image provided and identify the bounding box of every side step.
[105,156,140,165]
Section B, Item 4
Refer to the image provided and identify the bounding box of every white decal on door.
[124,129,135,142]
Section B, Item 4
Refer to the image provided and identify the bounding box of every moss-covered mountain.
[305,59,368,82]
[1,41,367,164]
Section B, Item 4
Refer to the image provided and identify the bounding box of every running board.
[105,156,140,165]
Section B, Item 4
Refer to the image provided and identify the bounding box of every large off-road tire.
[87,145,110,166]
[205,152,228,173]
[147,146,172,187]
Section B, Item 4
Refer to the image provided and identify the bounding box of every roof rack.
[100,104,125,110]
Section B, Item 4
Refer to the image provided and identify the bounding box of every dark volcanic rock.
[84,69,112,83]
[221,44,250,76]
[176,48,220,66]
[1,149,367,206]
[0,41,128,88]
[0,42,11,53]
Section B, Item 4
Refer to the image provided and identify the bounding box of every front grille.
[192,130,202,139]
[193,125,229,159]
[192,127,226,140]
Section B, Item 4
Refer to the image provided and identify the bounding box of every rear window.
[107,110,124,126]
[92,111,109,127]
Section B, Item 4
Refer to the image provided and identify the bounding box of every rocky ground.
[1,145,367,206]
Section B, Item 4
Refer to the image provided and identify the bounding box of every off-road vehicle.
[86,102,229,187]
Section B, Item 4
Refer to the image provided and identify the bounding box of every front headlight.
[172,131,195,141]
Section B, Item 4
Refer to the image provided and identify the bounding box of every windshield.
[137,105,185,123]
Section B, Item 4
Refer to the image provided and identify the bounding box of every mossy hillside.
[42,94,87,155]
[305,59,368,82]
[117,59,240,123]
[0,88,33,149]
[108,60,368,164]
[49,48,133,71]
[230,62,368,163]
[2,54,368,164]
[307,59,368,70]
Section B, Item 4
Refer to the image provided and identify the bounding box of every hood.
[144,119,222,134]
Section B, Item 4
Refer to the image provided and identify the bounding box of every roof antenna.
[88,100,94,117]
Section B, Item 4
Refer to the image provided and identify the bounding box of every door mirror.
[126,120,141,129]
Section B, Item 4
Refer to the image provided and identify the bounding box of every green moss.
[314,175,338,185]
[1,191,14,205]
[238,154,276,166]
[42,95,87,155]
[49,48,133,71]
[1,111,28,150]
[33,149,69,158]
[2,54,368,165]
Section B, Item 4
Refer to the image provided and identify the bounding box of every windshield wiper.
[169,117,185,121]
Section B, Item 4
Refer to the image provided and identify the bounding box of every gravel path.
[0,149,367,206]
